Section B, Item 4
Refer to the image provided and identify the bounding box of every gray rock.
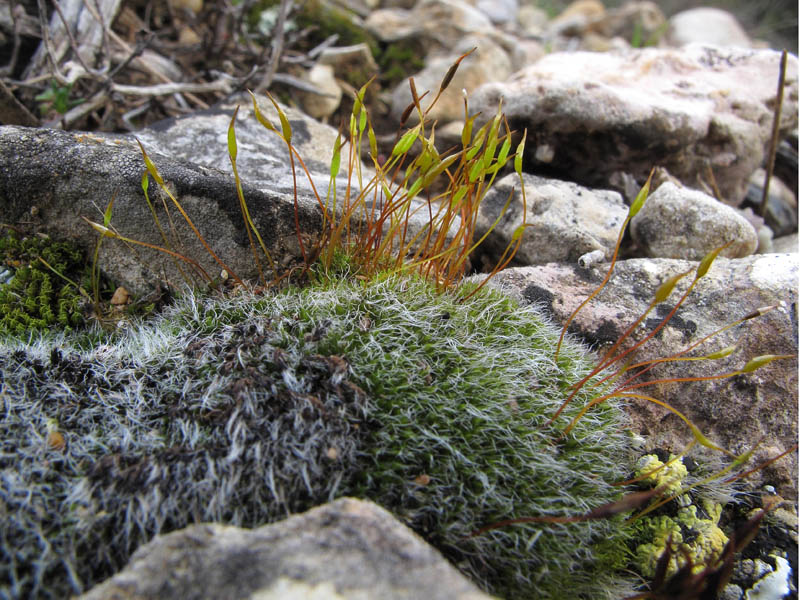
[475,0,518,25]
[474,253,798,499]
[667,8,752,48]
[135,92,345,198]
[79,498,495,600]
[772,234,799,253]
[470,44,799,206]
[0,118,325,296]
[475,172,628,267]
[631,182,759,259]
[0,91,387,296]
[745,169,798,238]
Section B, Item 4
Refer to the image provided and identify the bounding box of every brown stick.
[0,78,39,126]
[759,49,788,217]
[254,0,292,93]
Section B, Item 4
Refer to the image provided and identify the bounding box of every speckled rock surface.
[631,181,758,259]
[473,253,799,499]
[134,92,346,197]
[474,172,628,267]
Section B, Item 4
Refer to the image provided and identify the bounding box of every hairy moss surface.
[0,275,635,599]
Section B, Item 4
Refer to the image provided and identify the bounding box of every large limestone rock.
[0,95,357,296]
[0,123,323,296]
[475,253,799,499]
[135,92,345,197]
[80,498,494,600]
[471,44,799,206]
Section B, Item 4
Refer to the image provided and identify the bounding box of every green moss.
[247,0,378,61]
[377,41,427,87]
[0,232,89,336]
[0,275,637,599]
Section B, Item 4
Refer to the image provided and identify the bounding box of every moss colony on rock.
[0,275,636,599]
[0,232,88,336]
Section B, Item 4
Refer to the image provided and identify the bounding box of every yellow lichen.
[634,456,729,579]
[635,453,688,497]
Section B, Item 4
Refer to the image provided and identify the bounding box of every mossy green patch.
[247,0,378,60]
[377,41,427,87]
[0,275,636,599]
[0,231,89,336]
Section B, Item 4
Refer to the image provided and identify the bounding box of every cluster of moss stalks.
[0,231,89,336]
[1,271,640,599]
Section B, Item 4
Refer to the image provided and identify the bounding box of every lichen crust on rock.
[632,454,730,580]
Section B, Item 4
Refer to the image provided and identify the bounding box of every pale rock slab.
[470,44,799,206]
[79,498,495,600]
[667,7,752,48]
[135,92,345,197]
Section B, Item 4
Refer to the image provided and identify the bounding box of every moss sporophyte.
[1,51,795,599]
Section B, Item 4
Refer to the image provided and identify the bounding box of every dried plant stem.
[759,49,788,217]
[255,0,292,93]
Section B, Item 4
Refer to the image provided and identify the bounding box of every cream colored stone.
[298,64,343,121]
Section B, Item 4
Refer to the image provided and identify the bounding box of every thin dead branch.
[111,78,235,97]
[759,49,789,217]
[254,0,292,93]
